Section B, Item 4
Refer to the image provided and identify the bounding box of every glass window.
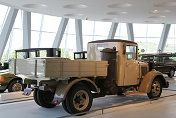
[134,23,162,53]
[82,20,95,36]
[42,15,61,32]
[94,21,111,37]
[126,45,137,60]
[164,25,176,52]
[31,13,42,31]
[115,23,128,40]
[0,4,8,30]
[39,32,56,48]
[13,10,22,29]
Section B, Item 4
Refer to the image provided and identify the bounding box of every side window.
[126,45,137,60]
[171,57,176,62]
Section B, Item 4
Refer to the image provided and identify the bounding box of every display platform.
[0,77,176,118]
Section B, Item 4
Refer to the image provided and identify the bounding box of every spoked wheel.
[147,78,162,99]
[8,80,24,92]
[168,69,175,78]
[64,85,93,114]
[37,90,56,108]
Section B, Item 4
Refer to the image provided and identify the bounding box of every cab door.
[124,45,139,86]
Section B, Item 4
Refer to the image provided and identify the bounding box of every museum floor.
[0,77,176,118]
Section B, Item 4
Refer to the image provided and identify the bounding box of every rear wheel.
[33,89,41,106]
[64,85,93,114]
[8,80,24,92]
[0,89,5,93]
[62,99,71,114]
[37,90,56,108]
[168,69,175,78]
[147,78,162,99]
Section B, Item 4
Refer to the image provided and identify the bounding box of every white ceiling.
[0,0,176,24]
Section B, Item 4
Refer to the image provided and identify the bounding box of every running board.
[125,91,143,95]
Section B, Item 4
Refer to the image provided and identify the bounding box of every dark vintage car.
[139,53,176,78]
[0,48,61,93]
[74,51,87,60]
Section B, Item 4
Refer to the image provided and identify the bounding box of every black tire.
[65,85,93,114]
[8,80,24,92]
[62,99,71,114]
[0,89,5,93]
[37,90,56,108]
[168,69,175,78]
[33,89,41,106]
[117,88,125,96]
[147,78,162,99]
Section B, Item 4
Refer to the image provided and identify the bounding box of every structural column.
[52,18,69,48]
[157,24,171,53]
[126,23,134,42]
[108,22,118,39]
[23,11,31,49]
[38,15,44,48]
[75,19,83,52]
[0,8,18,60]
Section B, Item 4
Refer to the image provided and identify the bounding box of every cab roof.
[88,39,137,45]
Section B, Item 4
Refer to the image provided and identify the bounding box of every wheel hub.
[12,83,22,92]
[73,90,89,111]
[151,81,161,96]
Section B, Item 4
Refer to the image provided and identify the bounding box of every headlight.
[0,75,5,82]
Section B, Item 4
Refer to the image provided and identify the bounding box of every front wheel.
[8,80,24,92]
[147,78,162,99]
[168,69,175,78]
[33,89,41,106]
[64,85,93,114]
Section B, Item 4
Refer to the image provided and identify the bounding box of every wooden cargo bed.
[9,58,108,79]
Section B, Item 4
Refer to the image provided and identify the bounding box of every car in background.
[0,48,61,93]
[139,53,176,78]
[74,51,87,60]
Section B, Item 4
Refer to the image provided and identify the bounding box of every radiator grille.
[141,67,148,76]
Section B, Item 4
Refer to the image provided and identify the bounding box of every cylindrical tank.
[101,48,117,80]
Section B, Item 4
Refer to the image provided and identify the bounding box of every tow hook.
[23,88,33,96]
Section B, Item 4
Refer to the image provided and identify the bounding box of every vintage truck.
[139,53,176,78]
[8,39,169,114]
[0,48,61,92]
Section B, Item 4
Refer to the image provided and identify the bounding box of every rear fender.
[55,78,100,100]
[138,70,167,93]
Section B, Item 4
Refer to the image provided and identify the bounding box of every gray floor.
[0,77,176,118]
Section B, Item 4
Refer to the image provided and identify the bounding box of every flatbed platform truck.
[9,39,169,114]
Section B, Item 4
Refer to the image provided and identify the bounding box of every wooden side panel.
[45,59,108,78]
[9,58,108,78]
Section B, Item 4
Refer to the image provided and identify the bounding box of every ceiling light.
[63,4,88,9]
[107,3,132,8]
[163,10,171,13]
[101,18,113,21]
[155,2,176,7]
[151,10,160,14]
[120,12,128,14]
[22,4,47,8]
[107,11,119,15]
[64,13,84,17]
[148,16,166,18]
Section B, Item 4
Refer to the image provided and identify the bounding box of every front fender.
[138,70,166,93]
[55,78,99,100]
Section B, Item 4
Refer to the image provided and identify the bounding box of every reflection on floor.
[0,77,176,118]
